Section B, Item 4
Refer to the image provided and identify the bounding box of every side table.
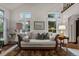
[58,36,69,49]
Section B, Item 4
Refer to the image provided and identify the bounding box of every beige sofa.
[17,32,56,48]
[17,32,69,49]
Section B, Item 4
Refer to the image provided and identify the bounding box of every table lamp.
[59,25,66,37]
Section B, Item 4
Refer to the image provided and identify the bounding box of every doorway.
[76,18,79,44]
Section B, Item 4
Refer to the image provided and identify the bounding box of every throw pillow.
[23,36,29,42]
[44,33,49,39]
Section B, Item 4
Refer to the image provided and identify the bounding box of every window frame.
[0,9,4,39]
[18,11,31,33]
[48,12,58,33]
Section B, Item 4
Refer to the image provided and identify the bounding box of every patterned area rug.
[6,47,68,56]
[5,43,79,56]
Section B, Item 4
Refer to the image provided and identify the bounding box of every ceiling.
[0,3,23,10]
[0,3,63,11]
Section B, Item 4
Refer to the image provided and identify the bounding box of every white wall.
[62,3,79,42]
[10,3,63,34]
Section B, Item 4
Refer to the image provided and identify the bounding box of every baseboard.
[68,42,76,44]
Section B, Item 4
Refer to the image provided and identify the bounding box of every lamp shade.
[59,25,66,30]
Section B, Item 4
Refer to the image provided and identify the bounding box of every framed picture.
[34,21,45,30]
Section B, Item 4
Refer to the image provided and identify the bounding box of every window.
[17,12,31,33]
[20,12,32,19]
[22,21,30,32]
[48,12,60,33]
[0,10,4,39]
[0,10,4,17]
[16,22,30,32]
[48,21,56,33]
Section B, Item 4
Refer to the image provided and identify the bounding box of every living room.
[0,3,79,56]
[0,3,62,44]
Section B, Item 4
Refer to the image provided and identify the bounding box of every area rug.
[6,48,68,56]
[6,43,79,56]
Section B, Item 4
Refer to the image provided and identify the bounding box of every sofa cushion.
[21,39,56,47]
[21,39,56,45]
[23,36,29,42]
[30,32,38,39]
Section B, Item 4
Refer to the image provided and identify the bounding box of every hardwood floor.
[66,43,79,49]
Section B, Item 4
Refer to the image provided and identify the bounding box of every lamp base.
[60,33,64,37]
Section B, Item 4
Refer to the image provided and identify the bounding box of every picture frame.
[34,21,45,30]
